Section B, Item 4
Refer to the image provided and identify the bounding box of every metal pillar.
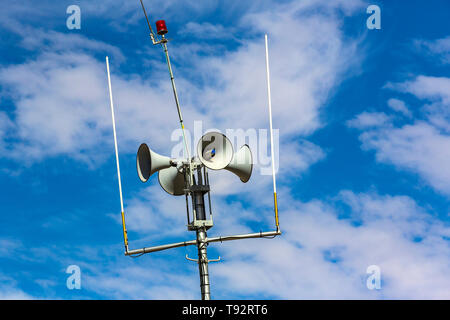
[196,227,211,300]
[191,166,211,300]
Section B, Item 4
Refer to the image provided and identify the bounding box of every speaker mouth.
[197,132,233,170]
[137,143,151,182]
[239,144,253,183]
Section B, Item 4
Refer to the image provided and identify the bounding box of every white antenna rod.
[106,56,129,252]
[264,34,279,230]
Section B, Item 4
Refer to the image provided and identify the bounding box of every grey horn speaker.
[158,166,185,196]
[136,143,172,182]
[197,131,234,170]
[225,144,253,183]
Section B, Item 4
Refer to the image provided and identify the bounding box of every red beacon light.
[155,20,168,35]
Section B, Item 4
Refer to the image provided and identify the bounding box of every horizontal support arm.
[206,230,281,244]
[126,239,197,256]
[125,229,282,257]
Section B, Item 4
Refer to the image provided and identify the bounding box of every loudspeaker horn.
[136,143,173,182]
[225,144,253,183]
[197,131,234,170]
[158,166,185,196]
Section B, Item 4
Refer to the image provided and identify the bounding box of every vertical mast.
[196,227,211,300]
[106,56,129,253]
[265,34,280,230]
[139,0,193,185]
[161,39,192,175]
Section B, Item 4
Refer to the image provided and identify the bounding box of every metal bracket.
[185,254,197,262]
[150,34,169,45]
[209,256,221,263]
[188,219,213,231]
[185,254,221,263]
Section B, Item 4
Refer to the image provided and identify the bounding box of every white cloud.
[0,52,113,165]
[0,112,14,153]
[2,186,449,300]
[190,4,362,136]
[359,122,450,196]
[351,75,450,196]
[0,239,23,258]
[212,191,450,299]
[0,0,363,186]
[347,112,391,129]
[0,35,199,165]
[0,0,219,35]
[0,287,34,300]
[10,189,446,300]
[392,75,450,133]
[20,30,126,63]
[118,184,188,236]
[179,22,232,40]
[0,272,34,300]
[415,36,450,64]
[387,98,412,118]
[390,75,450,105]
[82,263,198,299]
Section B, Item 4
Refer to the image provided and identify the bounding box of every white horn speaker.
[225,144,253,183]
[158,166,185,196]
[137,143,172,182]
[197,131,233,170]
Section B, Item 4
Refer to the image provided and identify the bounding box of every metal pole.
[206,230,281,244]
[264,34,280,230]
[125,229,281,256]
[126,238,197,255]
[161,40,194,188]
[106,56,129,253]
[162,41,185,133]
[196,227,211,300]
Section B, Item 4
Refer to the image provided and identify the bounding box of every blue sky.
[0,0,449,299]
